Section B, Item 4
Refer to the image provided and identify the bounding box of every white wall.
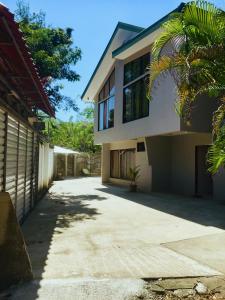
[38,143,54,191]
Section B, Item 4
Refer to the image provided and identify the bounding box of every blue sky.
[4,0,225,121]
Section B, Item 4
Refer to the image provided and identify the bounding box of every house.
[82,3,225,201]
[0,4,54,223]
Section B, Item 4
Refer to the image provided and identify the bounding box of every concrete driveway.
[22,177,225,279]
[9,177,225,299]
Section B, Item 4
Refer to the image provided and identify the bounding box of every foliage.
[208,125,225,174]
[79,105,94,122]
[15,0,81,112]
[129,166,140,185]
[149,0,225,172]
[43,107,100,153]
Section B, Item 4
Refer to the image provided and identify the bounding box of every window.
[124,53,150,85]
[98,70,115,131]
[123,53,150,123]
[110,149,135,180]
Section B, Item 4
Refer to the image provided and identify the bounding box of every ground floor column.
[101,143,110,183]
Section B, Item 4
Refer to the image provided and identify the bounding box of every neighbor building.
[82,3,225,201]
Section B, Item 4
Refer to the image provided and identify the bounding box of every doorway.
[195,145,213,197]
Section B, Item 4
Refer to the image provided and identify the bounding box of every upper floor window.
[98,70,115,131]
[123,53,150,123]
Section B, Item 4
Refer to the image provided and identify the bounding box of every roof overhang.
[0,4,55,117]
[82,3,185,101]
[81,22,144,101]
[112,3,185,60]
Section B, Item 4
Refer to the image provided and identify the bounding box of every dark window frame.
[123,53,150,124]
[123,76,149,124]
[98,70,115,131]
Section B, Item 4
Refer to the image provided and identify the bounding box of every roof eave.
[112,2,185,58]
[81,22,144,100]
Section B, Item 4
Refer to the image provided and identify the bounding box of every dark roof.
[81,22,144,99]
[112,3,185,57]
[0,4,55,117]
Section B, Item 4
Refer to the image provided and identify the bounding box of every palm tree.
[149,0,225,172]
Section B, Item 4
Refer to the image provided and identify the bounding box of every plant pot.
[129,184,137,192]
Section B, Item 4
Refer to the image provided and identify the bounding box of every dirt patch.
[132,276,225,300]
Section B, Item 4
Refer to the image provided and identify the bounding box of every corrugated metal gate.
[0,108,39,223]
[0,108,5,192]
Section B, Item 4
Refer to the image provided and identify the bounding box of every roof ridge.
[117,21,145,32]
[112,2,185,57]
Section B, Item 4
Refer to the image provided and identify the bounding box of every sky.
[3,0,225,121]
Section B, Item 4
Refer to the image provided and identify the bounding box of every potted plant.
[129,166,140,192]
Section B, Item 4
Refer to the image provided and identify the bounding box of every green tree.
[148,0,225,173]
[79,105,94,122]
[15,0,81,112]
[43,108,100,153]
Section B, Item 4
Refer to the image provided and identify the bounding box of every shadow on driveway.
[96,184,225,230]
[17,191,107,300]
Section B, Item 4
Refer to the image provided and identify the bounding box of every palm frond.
[152,18,184,61]
[184,1,220,39]
[148,54,185,99]
[208,125,225,174]
[212,97,225,135]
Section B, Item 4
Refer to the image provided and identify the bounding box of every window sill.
[123,114,149,124]
[98,126,114,132]
[108,177,130,186]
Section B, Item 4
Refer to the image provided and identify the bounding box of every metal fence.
[0,107,53,223]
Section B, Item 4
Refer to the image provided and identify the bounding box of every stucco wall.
[170,133,212,195]
[101,143,110,183]
[181,94,218,133]
[101,133,225,199]
[94,54,180,144]
[146,133,212,196]
[146,136,171,192]
[101,138,151,192]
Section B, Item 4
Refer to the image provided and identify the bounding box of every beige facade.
[101,132,225,200]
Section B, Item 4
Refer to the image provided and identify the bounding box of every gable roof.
[81,22,144,100]
[81,3,186,101]
[112,3,185,58]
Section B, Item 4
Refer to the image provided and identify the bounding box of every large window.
[98,70,115,131]
[123,53,150,123]
[110,149,135,180]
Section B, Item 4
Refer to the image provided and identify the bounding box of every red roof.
[0,4,55,117]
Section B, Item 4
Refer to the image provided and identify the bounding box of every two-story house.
[82,3,225,201]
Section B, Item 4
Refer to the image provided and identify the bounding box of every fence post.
[15,122,20,211]
[3,112,8,192]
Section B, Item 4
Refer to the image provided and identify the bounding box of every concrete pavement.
[8,177,225,299]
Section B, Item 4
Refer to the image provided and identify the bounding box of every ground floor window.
[110,148,135,180]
